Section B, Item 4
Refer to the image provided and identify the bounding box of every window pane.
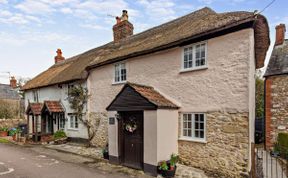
[195,114,199,122]
[75,116,78,128]
[200,131,204,138]
[183,130,187,136]
[188,130,192,137]
[188,114,192,121]
[200,114,204,122]
[183,47,193,69]
[184,122,187,129]
[70,116,74,128]
[195,131,199,138]
[200,123,204,130]
[188,121,191,129]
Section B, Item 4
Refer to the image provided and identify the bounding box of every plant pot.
[0,131,8,137]
[12,134,16,141]
[103,151,109,160]
[158,166,177,178]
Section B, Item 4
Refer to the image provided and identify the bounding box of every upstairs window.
[183,42,207,70]
[114,63,126,83]
[33,90,39,102]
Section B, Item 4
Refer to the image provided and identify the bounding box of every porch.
[26,101,65,142]
[106,83,179,176]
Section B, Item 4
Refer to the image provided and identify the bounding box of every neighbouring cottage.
[84,8,269,177]
[264,23,288,149]
[22,49,90,143]
[0,77,22,119]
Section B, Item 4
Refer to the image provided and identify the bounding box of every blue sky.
[0,0,287,84]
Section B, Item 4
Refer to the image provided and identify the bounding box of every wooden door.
[120,111,144,169]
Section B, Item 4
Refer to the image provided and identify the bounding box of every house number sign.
[109,117,115,125]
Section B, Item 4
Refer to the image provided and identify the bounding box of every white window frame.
[33,90,39,102]
[180,41,208,73]
[180,113,207,143]
[113,62,127,84]
[68,115,79,130]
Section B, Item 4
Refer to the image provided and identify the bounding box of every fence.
[255,145,288,178]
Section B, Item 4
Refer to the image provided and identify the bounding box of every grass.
[0,138,10,143]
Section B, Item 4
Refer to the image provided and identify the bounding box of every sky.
[0,0,287,84]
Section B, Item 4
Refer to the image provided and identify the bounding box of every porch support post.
[35,116,38,142]
[26,114,30,139]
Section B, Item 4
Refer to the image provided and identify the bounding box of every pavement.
[0,142,149,178]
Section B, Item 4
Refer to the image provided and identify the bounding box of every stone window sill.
[178,137,207,144]
[179,66,208,73]
[112,81,127,85]
[67,128,79,131]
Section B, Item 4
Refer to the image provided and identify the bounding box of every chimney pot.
[275,23,286,46]
[113,10,133,42]
[10,76,17,89]
[54,48,65,63]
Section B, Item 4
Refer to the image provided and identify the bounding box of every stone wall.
[0,118,26,128]
[265,75,288,148]
[89,112,108,148]
[179,111,249,178]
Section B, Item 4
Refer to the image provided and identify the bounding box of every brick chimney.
[113,10,134,42]
[10,76,17,89]
[54,49,65,63]
[275,24,286,46]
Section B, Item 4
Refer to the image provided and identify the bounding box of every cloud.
[15,0,54,15]
[0,0,7,4]
[79,23,108,30]
[0,31,73,46]
[0,9,41,25]
[60,7,73,14]
[137,0,178,23]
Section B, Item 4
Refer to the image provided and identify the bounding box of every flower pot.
[158,166,177,178]
[0,131,8,137]
[103,151,109,160]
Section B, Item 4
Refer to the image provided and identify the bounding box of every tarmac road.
[0,143,132,178]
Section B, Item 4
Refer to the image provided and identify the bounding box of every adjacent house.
[85,8,269,177]
[22,49,89,143]
[264,23,288,149]
[0,77,22,119]
[23,7,270,177]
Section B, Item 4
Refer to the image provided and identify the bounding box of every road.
[0,143,137,178]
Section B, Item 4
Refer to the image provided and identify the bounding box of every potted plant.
[158,154,179,177]
[102,148,109,160]
[53,130,67,144]
[0,127,9,137]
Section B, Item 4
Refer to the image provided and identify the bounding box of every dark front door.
[120,111,144,169]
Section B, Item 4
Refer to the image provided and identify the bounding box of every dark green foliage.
[0,127,9,132]
[274,133,288,159]
[170,153,179,167]
[53,130,67,140]
[256,75,264,118]
[159,161,169,171]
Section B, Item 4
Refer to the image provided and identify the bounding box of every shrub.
[0,127,9,132]
[53,130,67,140]
[274,132,288,159]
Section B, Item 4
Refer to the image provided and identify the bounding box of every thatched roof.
[264,40,288,77]
[22,7,270,91]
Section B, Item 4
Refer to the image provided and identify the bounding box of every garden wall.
[0,118,26,129]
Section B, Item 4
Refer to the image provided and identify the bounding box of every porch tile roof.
[44,101,64,113]
[129,83,179,109]
[26,103,43,115]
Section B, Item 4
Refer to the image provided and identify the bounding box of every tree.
[67,85,95,146]
[255,72,264,118]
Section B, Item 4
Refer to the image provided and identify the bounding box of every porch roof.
[26,103,43,115]
[43,101,64,113]
[107,83,179,111]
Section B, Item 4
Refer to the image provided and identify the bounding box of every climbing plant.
[67,85,95,146]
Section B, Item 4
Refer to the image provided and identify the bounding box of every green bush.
[0,127,9,132]
[53,130,67,140]
[274,132,288,159]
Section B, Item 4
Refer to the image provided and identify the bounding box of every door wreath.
[124,117,137,133]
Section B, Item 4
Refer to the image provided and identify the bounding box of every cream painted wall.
[108,111,118,157]
[25,82,88,139]
[143,110,157,165]
[157,109,178,162]
[88,29,254,114]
